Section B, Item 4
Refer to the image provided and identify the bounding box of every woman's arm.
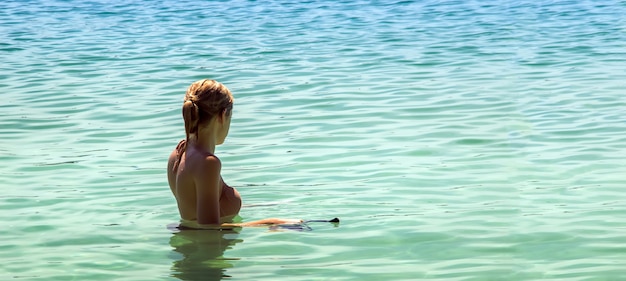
[180,218,303,230]
[225,218,303,227]
[194,155,222,225]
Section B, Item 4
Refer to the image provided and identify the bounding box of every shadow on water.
[168,226,243,281]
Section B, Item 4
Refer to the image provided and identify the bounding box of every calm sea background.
[1,0,626,280]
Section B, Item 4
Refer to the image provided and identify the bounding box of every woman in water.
[167,79,299,229]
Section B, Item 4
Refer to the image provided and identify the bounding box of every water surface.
[1,0,626,280]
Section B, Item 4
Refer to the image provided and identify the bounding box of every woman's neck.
[190,133,216,155]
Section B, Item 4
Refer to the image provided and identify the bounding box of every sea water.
[1,0,625,280]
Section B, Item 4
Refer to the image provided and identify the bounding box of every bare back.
[167,140,242,224]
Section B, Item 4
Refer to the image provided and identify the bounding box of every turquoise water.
[2,0,626,280]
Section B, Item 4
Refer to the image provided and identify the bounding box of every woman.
[167,79,299,230]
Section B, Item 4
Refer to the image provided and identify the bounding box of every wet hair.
[176,79,234,162]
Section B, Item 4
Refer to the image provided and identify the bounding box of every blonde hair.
[177,79,234,161]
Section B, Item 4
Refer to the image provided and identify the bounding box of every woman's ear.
[219,108,228,123]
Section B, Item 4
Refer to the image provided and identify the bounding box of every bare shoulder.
[183,148,221,173]
[198,153,221,171]
[168,140,186,169]
[167,144,183,192]
[167,142,183,174]
[167,147,178,168]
